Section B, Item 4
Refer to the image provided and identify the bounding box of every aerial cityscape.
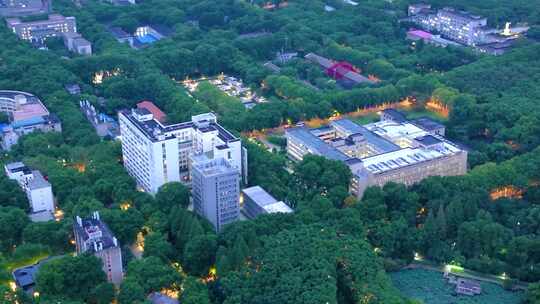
[0,0,539,303]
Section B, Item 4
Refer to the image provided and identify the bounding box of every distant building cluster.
[241,186,292,219]
[0,90,62,150]
[286,109,467,198]
[406,4,529,55]
[5,14,92,55]
[0,0,50,17]
[73,211,123,285]
[5,161,55,222]
[119,102,248,231]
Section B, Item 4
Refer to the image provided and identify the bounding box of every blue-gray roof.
[286,127,350,161]
[330,119,401,153]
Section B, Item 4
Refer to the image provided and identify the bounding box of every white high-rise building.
[118,102,246,194]
[191,155,240,232]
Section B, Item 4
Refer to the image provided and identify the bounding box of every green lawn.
[391,269,523,304]
[350,113,379,125]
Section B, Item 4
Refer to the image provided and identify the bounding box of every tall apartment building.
[191,155,240,232]
[6,14,76,43]
[286,111,467,198]
[73,212,123,285]
[5,162,55,221]
[118,102,246,194]
[0,90,62,150]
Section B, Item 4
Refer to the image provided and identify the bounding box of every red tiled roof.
[137,101,166,123]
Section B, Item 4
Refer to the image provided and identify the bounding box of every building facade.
[73,212,123,285]
[286,112,467,198]
[6,14,76,43]
[5,162,55,221]
[0,90,62,150]
[119,102,246,193]
[191,155,240,232]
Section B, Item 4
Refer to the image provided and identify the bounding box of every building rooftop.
[192,155,236,176]
[263,201,293,214]
[120,107,238,144]
[12,264,39,290]
[408,29,433,39]
[12,101,49,121]
[109,26,132,39]
[382,109,407,123]
[415,134,442,146]
[5,161,29,173]
[288,117,463,177]
[361,143,460,175]
[411,117,445,131]
[137,101,166,123]
[330,119,401,153]
[74,212,119,252]
[27,170,50,190]
[242,186,278,207]
[286,127,350,161]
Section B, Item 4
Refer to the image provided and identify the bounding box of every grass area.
[391,269,523,304]
[349,113,379,125]
[5,252,49,272]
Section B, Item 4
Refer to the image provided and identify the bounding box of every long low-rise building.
[286,110,467,198]
[0,90,62,150]
[241,186,293,219]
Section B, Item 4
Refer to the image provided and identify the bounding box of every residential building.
[0,90,62,150]
[191,155,240,232]
[118,102,246,193]
[286,112,467,198]
[241,186,293,219]
[73,211,123,285]
[5,162,55,222]
[63,32,92,55]
[6,14,76,43]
